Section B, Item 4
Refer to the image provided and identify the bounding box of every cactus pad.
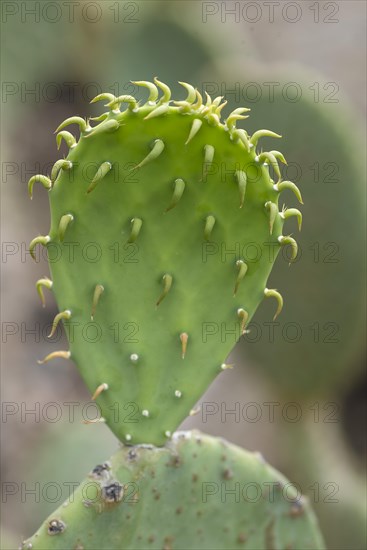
[29,79,302,445]
[21,431,324,550]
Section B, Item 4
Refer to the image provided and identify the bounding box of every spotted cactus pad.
[29,79,303,445]
[21,431,324,550]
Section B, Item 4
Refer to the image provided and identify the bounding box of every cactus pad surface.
[21,431,324,550]
[29,80,302,445]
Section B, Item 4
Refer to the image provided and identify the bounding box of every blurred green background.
[1,1,366,549]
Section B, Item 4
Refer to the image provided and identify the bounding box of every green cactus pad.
[29,79,302,445]
[21,431,324,550]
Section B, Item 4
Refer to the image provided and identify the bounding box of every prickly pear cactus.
[29,79,302,445]
[21,431,324,550]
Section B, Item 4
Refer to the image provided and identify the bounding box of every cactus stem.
[128,218,143,243]
[156,274,173,307]
[250,129,282,147]
[51,159,72,183]
[174,390,182,398]
[29,235,50,261]
[131,80,159,103]
[264,288,283,320]
[166,178,185,212]
[37,350,71,364]
[87,162,112,194]
[185,119,203,145]
[180,332,188,359]
[56,130,76,150]
[48,310,71,338]
[204,215,216,241]
[135,139,165,170]
[58,213,74,242]
[278,235,298,262]
[280,207,303,231]
[91,284,104,320]
[36,277,53,307]
[55,116,90,134]
[28,175,52,199]
[142,409,150,417]
[92,383,109,400]
[234,260,248,296]
[237,308,249,334]
[265,201,279,235]
[235,170,247,208]
[274,181,303,204]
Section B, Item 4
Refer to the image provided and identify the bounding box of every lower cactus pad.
[21,431,324,550]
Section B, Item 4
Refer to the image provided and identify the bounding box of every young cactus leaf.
[185,118,203,144]
[58,214,74,242]
[55,116,90,134]
[37,350,71,364]
[234,260,248,296]
[278,235,299,262]
[56,131,76,150]
[91,284,104,320]
[36,277,53,308]
[274,180,304,204]
[48,310,71,338]
[281,207,303,231]
[51,160,72,184]
[127,217,143,243]
[250,129,282,146]
[29,235,50,261]
[264,288,284,320]
[204,214,216,241]
[28,175,52,199]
